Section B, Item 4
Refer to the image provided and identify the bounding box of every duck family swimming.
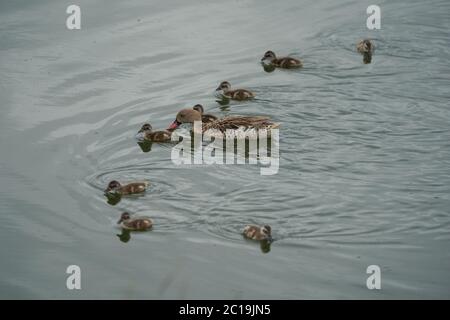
[106,41,375,247]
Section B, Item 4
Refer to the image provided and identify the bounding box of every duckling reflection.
[260,239,272,254]
[137,140,153,153]
[116,228,131,243]
[261,63,276,73]
[104,192,122,206]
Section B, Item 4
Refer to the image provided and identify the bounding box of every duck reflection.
[259,239,272,253]
[116,228,131,243]
[261,63,276,73]
[104,192,122,206]
[137,140,153,153]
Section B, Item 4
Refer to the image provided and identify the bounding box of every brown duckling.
[215,81,255,101]
[105,180,149,195]
[136,123,172,142]
[243,225,272,241]
[167,109,279,135]
[356,39,374,64]
[261,50,302,69]
[117,212,153,231]
[192,104,217,123]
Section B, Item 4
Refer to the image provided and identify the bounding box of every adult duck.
[167,108,279,139]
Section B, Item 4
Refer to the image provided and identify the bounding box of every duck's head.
[216,81,231,92]
[105,180,121,193]
[138,123,152,133]
[261,50,276,63]
[192,104,204,114]
[261,225,272,241]
[117,212,131,224]
[360,40,372,53]
[135,123,153,140]
[167,108,202,130]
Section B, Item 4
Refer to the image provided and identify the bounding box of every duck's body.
[117,212,153,231]
[243,225,272,241]
[215,81,255,101]
[105,180,149,195]
[192,104,217,123]
[167,109,279,139]
[261,51,302,69]
[356,39,374,64]
[136,123,172,142]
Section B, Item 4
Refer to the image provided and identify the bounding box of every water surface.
[0,0,449,299]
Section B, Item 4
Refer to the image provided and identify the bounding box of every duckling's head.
[261,225,272,240]
[105,180,121,193]
[192,104,204,114]
[261,50,276,63]
[117,212,131,224]
[216,81,231,91]
[138,123,153,133]
[358,39,373,53]
[168,108,202,130]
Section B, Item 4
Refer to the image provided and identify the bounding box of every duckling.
[117,212,153,231]
[215,81,255,101]
[243,225,272,241]
[105,180,149,195]
[356,39,374,64]
[136,123,172,142]
[261,50,302,69]
[192,104,217,123]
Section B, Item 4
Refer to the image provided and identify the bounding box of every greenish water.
[0,0,449,299]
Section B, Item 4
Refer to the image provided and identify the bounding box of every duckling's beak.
[215,86,221,91]
[168,119,181,130]
[117,217,123,224]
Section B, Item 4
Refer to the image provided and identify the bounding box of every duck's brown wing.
[203,116,275,132]
[230,89,255,100]
[277,57,302,68]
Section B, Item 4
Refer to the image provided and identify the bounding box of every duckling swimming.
[215,81,255,101]
[117,212,153,231]
[136,123,172,142]
[105,180,148,195]
[192,104,217,123]
[356,39,374,64]
[243,225,272,241]
[261,51,302,69]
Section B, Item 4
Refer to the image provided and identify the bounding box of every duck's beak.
[168,119,181,130]
[117,217,123,224]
